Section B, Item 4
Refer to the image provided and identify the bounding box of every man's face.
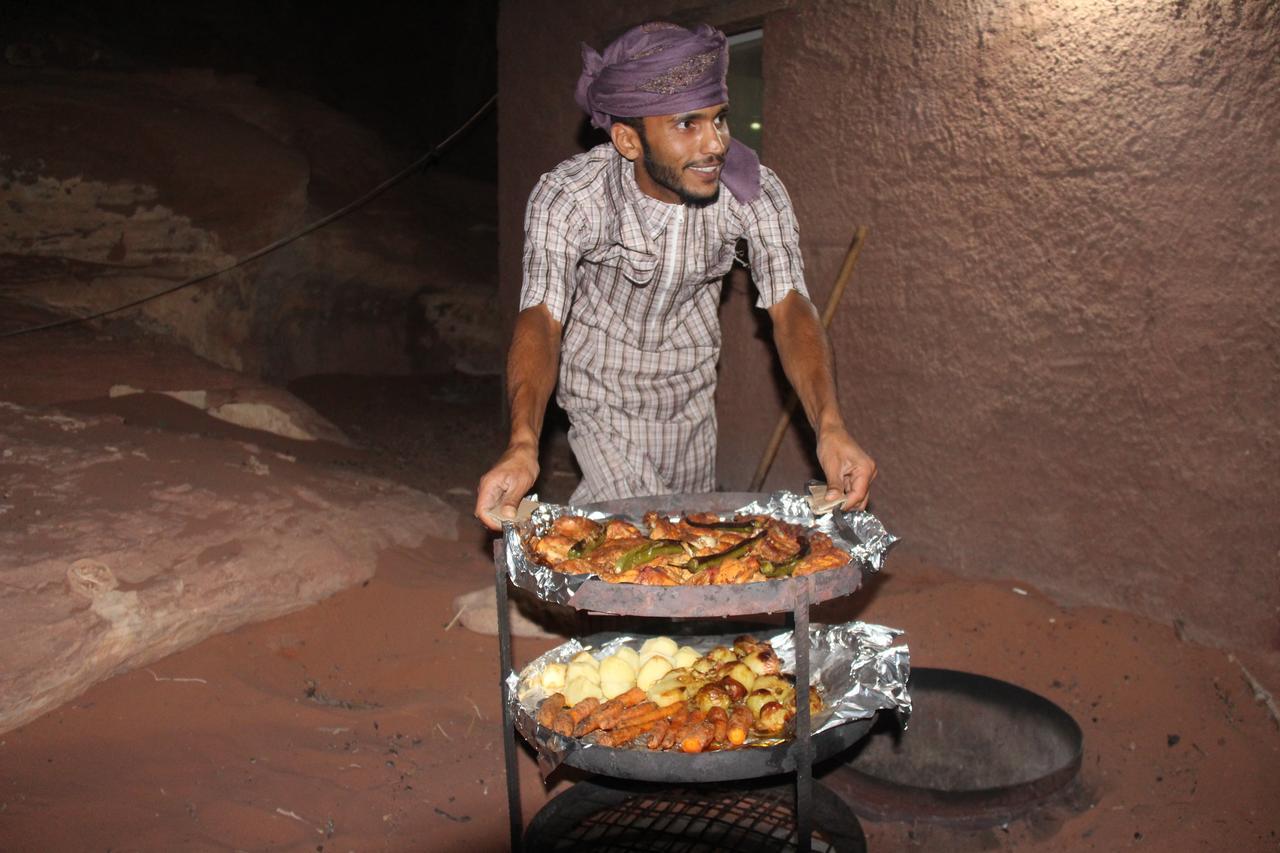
[622,104,730,206]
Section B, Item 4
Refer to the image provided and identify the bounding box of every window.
[727,29,764,155]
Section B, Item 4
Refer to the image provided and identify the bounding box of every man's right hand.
[475,442,540,531]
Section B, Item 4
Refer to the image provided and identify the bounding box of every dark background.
[0,0,499,178]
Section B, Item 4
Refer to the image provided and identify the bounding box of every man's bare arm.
[767,290,877,509]
[474,304,562,529]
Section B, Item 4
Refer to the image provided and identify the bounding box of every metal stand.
[792,579,814,853]
[496,542,524,852]
[495,540,838,852]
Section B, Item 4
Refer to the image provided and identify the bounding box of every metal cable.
[0,93,497,339]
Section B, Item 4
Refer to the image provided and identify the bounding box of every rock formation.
[0,399,456,735]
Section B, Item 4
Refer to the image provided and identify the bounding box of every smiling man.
[476,21,876,528]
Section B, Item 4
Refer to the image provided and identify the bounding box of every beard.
[641,139,721,208]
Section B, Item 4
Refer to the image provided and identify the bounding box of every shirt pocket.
[582,243,658,287]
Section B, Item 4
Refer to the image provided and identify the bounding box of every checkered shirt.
[519,143,808,503]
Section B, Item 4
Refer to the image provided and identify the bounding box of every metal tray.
[506,492,867,618]
[515,703,875,784]
[512,630,878,783]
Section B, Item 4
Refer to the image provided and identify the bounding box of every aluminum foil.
[502,489,899,606]
[506,621,911,776]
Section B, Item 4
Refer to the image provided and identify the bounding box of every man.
[476,21,875,529]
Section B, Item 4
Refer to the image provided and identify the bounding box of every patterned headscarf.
[575,22,761,204]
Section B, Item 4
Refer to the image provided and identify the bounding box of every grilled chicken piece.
[792,533,851,575]
[604,519,643,538]
[755,521,806,562]
[642,512,755,556]
[611,564,688,585]
[530,534,576,564]
[686,556,761,585]
[552,515,602,541]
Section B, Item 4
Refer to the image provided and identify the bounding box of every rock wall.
[0,400,457,735]
[496,1,1279,650]
[0,68,501,380]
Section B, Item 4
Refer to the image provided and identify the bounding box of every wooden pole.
[748,225,869,492]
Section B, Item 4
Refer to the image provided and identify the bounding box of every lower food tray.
[515,706,876,783]
[510,626,905,784]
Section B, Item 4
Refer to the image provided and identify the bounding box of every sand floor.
[1,317,1277,852]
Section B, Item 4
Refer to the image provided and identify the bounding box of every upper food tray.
[501,491,895,618]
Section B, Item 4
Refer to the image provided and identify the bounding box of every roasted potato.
[750,675,791,696]
[567,660,601,685]
[639,636,678,661]
[743,648,782,677]
[564,676,604,707]
[756,700,790,734]
[539,662,567,691]
[714,662,756,692]
[673,645,701,669]
[599,654,636,685]
[705,645,736,664]
[635,655,673,691]
[694,683,733,714]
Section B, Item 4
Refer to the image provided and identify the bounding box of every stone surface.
[496,1,1280,651]
[0,67,500,381]
[0,400,457,735]
[110,383,353,446]
[450,585,571,639]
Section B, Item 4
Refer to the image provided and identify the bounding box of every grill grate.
[525,780,865,853]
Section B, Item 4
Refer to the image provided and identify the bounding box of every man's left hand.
[816,425,877,510]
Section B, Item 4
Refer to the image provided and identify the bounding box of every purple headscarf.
[575,22,761,204]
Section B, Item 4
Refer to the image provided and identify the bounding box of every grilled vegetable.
[536,693,566,728]
[759,538,811,578]
[685,517,761,534]
[567,527,607,559]
[693,683,732,714]
[686,531,765,573]
[679,720,716,753]
[756,700,790,734]
[615,540,685,573]
[727,705,753,745]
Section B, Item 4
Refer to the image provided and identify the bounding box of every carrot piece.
[660,705,690,750]
[536,693,566,728]
[727,705,752,746]
[679,721,716,753]
[612,701,679,734]
[597,720,662,748]
[576,700,623,736]
[614,687,648,707]
[614,700,659,724]
[646,719,671,750]
[575,686,650,735]
[673,710,708,752]
[553,697,599,736]
[708,706,729,745]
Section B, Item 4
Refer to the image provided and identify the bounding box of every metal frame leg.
[794,578,813,853]
[495,541,524,852]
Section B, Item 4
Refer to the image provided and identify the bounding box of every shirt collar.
[614,148,679,240]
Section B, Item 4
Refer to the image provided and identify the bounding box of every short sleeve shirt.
[519,143,808,502]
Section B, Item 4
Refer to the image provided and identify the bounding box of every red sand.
[1,315,1277,851]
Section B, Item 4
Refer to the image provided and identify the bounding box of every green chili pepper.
[687,530,766,573]
[567,527,606,559]
[614,539,685,573]
[759,539,811,578]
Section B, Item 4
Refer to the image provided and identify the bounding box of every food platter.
[514,703,875,782]
[502,491,885,617]
[494,490,905,853]
[511,631,881,783]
